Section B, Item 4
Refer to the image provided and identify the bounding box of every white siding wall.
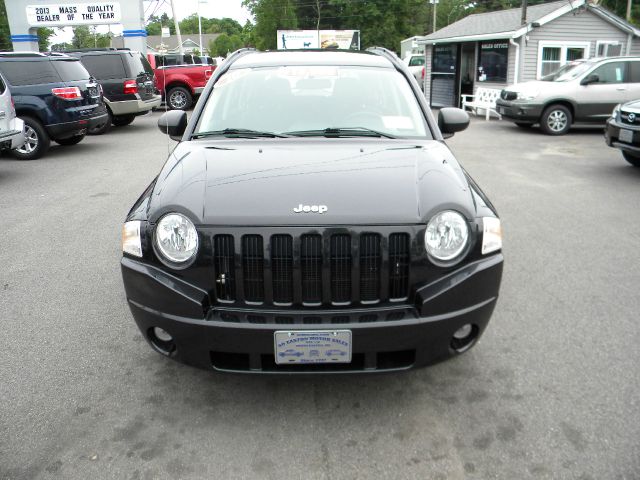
[424,45,433,102]
[521,9,630,81]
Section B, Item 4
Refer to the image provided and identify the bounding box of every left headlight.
[611,104,621,119]
[155,213,199,264]
[122,221,142,257]
[425,210,469,263]
[516,91,538,101]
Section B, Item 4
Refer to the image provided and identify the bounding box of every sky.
[50,0,253,45]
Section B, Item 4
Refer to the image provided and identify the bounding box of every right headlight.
[154,213,199,265]
[425,210,469,263]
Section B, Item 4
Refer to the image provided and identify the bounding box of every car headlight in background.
[425,210,469,263]
[611,104,621,119]
[516,91,538,101]
[122,221,142,257]
[155,213,199,264]
[482,217,502,255]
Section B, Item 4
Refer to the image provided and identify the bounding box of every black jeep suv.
[0,53,108,160]
[66,49,161,134]
[121,48,504,374]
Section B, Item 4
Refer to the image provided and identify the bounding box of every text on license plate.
[619,128,634,143]
[274,330,352,364]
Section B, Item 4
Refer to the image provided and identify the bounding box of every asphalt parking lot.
[1,111,639,480]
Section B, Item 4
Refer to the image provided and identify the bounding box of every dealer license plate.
[619,128,634,143]
[274,330,352,365]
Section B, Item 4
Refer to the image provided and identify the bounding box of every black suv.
[0,52,108,160]
[66,49,161,134]
[120,48,504,374]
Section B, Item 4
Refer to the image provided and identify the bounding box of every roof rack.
[57,47,131,52]
[365,47,403,69]
[0,52,46,57]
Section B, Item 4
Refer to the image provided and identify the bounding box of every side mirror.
[158,110,188,141]
[438,107,470,138]
[580,74,599,86]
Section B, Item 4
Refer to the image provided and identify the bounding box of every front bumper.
[605,117,640,155]
[495,99,543,123]
[121,253,504,374]
[107,95,162,116]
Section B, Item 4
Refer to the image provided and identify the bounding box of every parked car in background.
[496,56,640,135]
[120,48,503,374]
[605,99,640,166]
[0,71,25,153]
[66,49,161,134]
[0,52,108,160]
[403,53,426,87]
[147,54,215,110]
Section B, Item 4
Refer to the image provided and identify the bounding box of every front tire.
[112,114,136,127]
[55,135,85,146]
[622,151,640,167]
[166,86,192,110]
[540,104,572,135]
[12,117,50,160]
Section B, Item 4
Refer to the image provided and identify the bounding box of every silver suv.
[0,72,25,153]
[496,57,640,135]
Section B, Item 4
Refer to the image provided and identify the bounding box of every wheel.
[89,109,112,135]
[166,86,192,110]
[112,114,136,127]
[12,117,50,160]
[622,151,640,167]
[540,104,572,135]
[55,135,85,146]
[515,122,533,128]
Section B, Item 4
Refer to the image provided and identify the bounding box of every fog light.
[153,327,173,342]
[453,324,472,340]
[451,324,479,353]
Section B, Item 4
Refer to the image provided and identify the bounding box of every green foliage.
[243,0,298,50]
[599,0,638,26]
[0,0,11,51]
[209,33,245,57]
[37,27,55,51]
[146,13,175,36]
[70,26,111,49]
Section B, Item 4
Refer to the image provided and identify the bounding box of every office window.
[477,41,509,83]
[538,42,589,78]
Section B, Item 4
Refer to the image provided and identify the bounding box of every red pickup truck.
[147,54,215,110]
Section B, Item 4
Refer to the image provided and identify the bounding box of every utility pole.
[627,0,632,22]
[430,0,438,33]
[169,0,184,56]
[198,0,207,55]
[521,0,528,25]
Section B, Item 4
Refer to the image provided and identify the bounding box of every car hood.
[504,80,567,96]
[148,139,476,226]
[622,99,640,112]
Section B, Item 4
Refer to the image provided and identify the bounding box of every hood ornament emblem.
[293,204,328,214]
[628,113,636,123]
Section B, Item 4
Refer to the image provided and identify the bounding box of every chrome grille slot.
[389,233,410,300]
[360,233,381,302]
[213,235,235,301]
[242,235,264,302]
[271,234,294,304]
[330,234,352,304]
[301,234,323,303]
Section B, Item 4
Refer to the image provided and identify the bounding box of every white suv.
[0,72,25,152]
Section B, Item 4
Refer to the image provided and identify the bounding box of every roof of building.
[419,0,639,43]
[145,33,221,50]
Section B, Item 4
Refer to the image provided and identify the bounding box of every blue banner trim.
[123,30,147,37]
[11,35,39,42]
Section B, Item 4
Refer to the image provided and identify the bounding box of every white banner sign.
[277,30,319,50]
[26,3,121,27]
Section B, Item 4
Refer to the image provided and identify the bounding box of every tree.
[146,13,175,36]
[37,27,55,51]
[0,0,11,51]
[242,0,298,50]
[209,33,244,57]
[71,26,110,49]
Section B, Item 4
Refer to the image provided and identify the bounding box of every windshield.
[542,61,593,82]
[195,65,429,138]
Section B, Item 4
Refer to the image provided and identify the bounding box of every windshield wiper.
[285,127,397,139]
[192,128,291,139]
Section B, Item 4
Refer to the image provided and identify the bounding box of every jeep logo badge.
[293,204,328,214]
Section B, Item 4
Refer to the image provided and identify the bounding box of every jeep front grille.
[212,229,412,307]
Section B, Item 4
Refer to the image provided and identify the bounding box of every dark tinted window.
[138,54,154,75]
[629,61,640,83]
[432,44,456,74]
[0,60,60,85]
[80,54,126,79]
[52,60,90,81]
[477,41,509,83]
[124,52,147,77]
[0,74,5,94]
